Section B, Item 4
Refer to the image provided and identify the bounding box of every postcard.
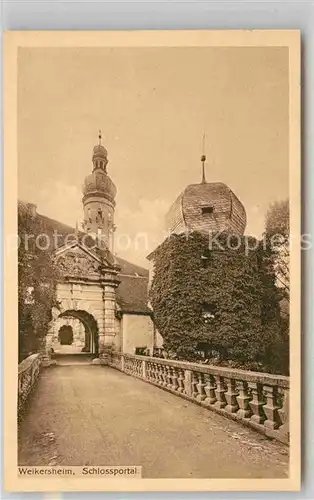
[4,30,300,492]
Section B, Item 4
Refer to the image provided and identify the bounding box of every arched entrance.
[59,310,99,355]
[49,309,99,360]
[58,325,74,345]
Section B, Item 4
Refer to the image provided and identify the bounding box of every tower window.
[87,208,92,223]
[202,206,214,215]
[97,209,104,223]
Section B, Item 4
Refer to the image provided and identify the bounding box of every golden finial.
[98,129,102,145]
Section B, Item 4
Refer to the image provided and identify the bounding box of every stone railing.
[108,353,289,445]
[18,353,41,414]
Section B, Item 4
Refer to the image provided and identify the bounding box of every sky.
[18,46,289,267]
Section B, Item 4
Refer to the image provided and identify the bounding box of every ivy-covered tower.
[82,132,116,250]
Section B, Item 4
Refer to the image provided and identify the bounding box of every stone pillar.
[98,284,116,362]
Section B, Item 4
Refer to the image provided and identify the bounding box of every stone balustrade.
[108,353,289,445]
[18,353,41,414]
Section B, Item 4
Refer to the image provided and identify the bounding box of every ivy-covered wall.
[149,231,288,375]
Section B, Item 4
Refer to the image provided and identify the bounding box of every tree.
[265,199,289,302]
[18,205,58,361]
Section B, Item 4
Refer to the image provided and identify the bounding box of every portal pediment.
[54,243,114,279]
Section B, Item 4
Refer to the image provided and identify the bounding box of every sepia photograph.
[4,30,300,492]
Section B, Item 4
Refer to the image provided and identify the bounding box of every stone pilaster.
[98,283,117,361]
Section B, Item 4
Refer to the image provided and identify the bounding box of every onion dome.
[83,169,116,202]
[93,143,108,162]
[82,131,116,203]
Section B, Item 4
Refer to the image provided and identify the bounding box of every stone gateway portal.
[31,134,155,364]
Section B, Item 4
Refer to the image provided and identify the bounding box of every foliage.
[265,199,290,301]
[18,205,58,361]
[149,231,289,374]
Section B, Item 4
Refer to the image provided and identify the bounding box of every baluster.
[248,382,266,425]
[158,365,164,385]
[142,360,147,379]
[204,374,217,405]
[184,369,192,397]
[162,365,168,386]
[236,380,251,418]
[225,378,239,413]
[171,367,179,391]
[214,375,227,409]
[148,362,153,381]
[155,364,161,384]
[191,372,198,399]
[177,369,185,393]
[166,366,172,388]
[263,385,280,430]
[196,373,206,401]
[151,362,156,381]
[278,388,289,442]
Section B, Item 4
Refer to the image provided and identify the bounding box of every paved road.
[18,365,289,478]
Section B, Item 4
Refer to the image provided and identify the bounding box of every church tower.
[82,132,116,250]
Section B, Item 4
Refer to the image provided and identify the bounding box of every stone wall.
[122,314,155,355]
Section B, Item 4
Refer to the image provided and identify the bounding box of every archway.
[58,325,74,345]
[50,309,99,358]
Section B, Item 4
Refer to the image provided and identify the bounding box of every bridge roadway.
[18,360,289,479]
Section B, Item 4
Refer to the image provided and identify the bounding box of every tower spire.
[201,133,206,184]
[98,129,102,145]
